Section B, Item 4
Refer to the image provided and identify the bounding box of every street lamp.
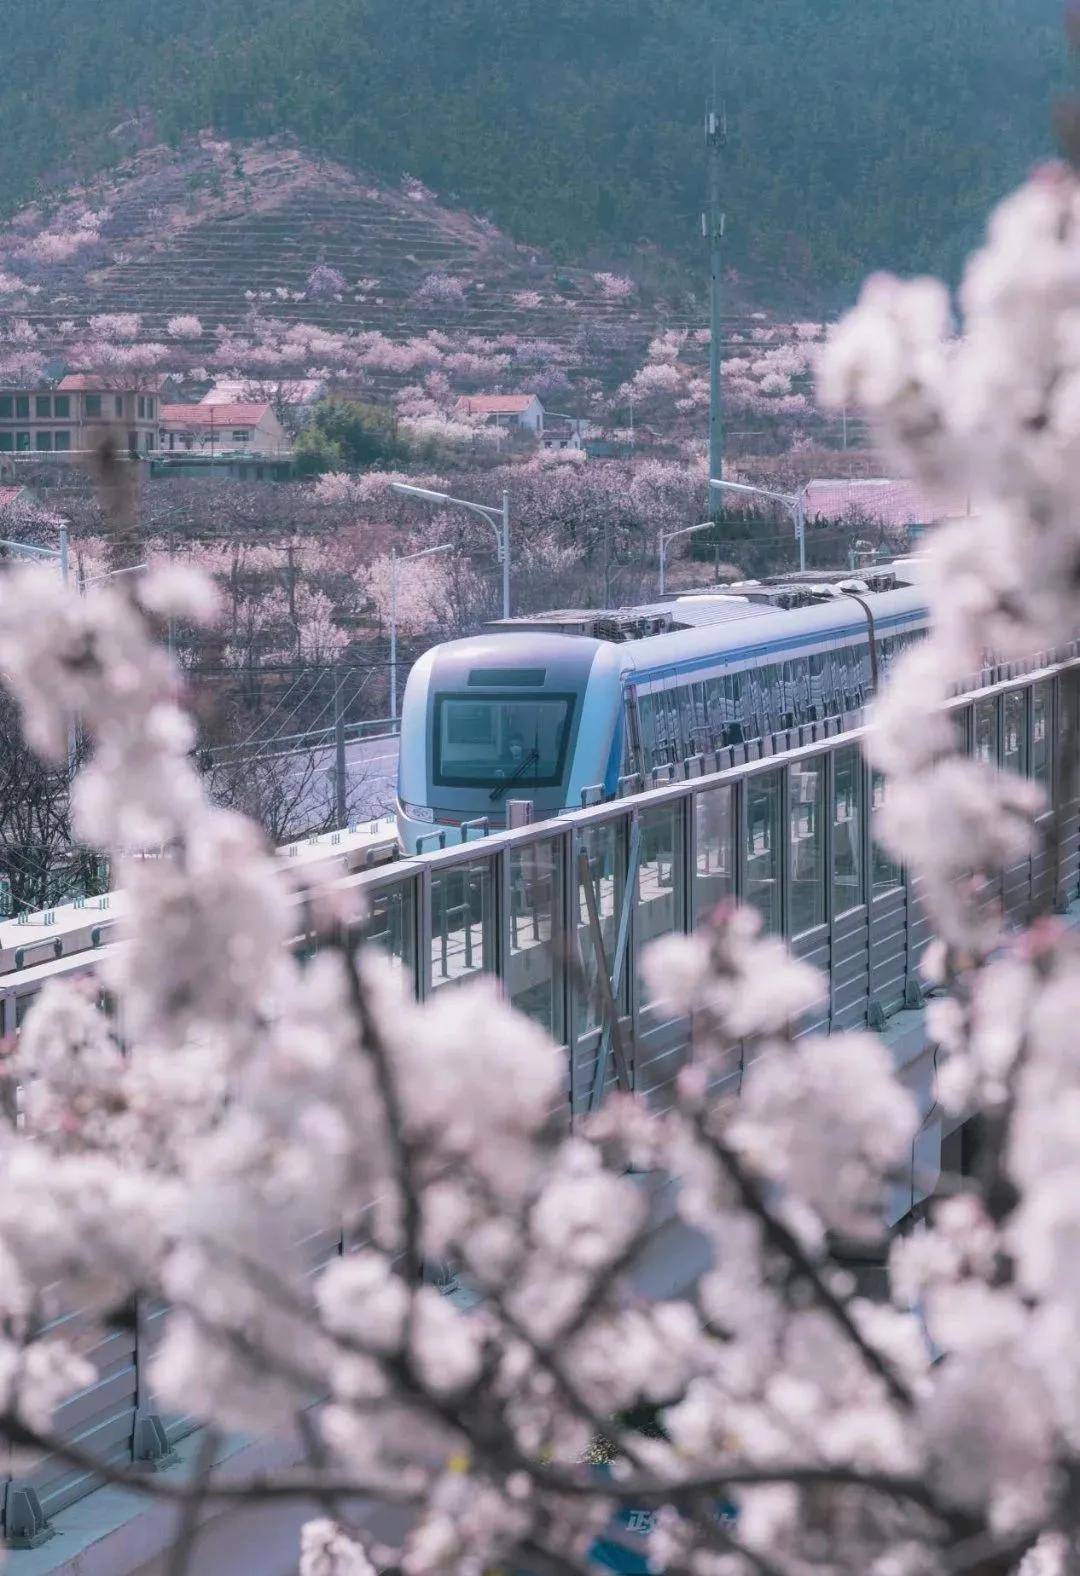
[390,542,453,718]
[658,520,718,596]
[390,483,511,620]
[709,477,809,573]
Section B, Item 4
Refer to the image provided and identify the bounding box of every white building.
[200,377,326,417]
[160,402,292,457]
[453,393,544,433]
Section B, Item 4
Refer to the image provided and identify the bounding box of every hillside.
[0,138,836,456]
[0,0,1066,308]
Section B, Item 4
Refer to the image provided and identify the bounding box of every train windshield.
[433,691,575,791]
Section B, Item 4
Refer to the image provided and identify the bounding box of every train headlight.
[402,801,435,824]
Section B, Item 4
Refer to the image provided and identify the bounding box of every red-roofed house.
[453,394,544,433]
[160,402,291,457]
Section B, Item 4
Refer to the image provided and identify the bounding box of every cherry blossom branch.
[692,1115,916,1411]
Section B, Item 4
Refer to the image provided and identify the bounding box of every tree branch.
[693,1116,916,1411]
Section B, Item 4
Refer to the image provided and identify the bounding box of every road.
[276,730,400,829]
[344,731,400,816]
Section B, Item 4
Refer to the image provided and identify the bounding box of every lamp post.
[390,542,452,718]
[709,476,809,572]
[390,483,511,620]
[658,520,719,596]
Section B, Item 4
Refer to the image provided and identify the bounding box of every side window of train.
[621,696,639,774]
[808,651,825,690]
[655,687,679,762]
[763,664,784,727]
[838,645,858,705]
[706,675,726,732]
[830,646,845,698]
[692,680,709,742]
[638,693,658,764]
[778,662,791,722]
[677,685,696,757]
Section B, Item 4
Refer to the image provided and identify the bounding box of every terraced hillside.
[0,137,833,451]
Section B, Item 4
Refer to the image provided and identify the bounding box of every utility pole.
[333,664,347,828]
[705,98,727,492]
[501,489,511,623]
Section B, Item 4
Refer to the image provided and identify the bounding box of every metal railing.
[336,651,1080,1113]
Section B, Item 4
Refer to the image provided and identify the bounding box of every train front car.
[397,632,625,853]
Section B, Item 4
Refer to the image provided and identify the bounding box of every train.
[396,564,929,853]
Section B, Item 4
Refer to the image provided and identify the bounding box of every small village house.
[453,393,544,433]
[159,402,292,457]
[199,378,327,422]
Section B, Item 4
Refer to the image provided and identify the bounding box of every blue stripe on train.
[631,608,928,690]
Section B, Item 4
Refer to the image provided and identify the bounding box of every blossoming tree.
[0,167,1079,1576]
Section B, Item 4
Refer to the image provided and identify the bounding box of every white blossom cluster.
[2,167,1080,1573]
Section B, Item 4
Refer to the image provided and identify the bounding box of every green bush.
[293,398,403,475]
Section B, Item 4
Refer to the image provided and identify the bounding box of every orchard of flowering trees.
[0,164,1077,1576]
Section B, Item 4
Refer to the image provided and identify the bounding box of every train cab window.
[788,757,825,935]
[1032,681,1052,790]
[433,692,574,790]
[833,745,864,915]
[745,770,782,934]
[974,697,999,766]
[1003,689,1028,777]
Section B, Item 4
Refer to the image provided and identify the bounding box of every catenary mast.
[705,97,727,488]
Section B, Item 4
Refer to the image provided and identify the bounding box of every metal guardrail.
[334,651,1080,1112]
[2,655,1080,1547]
[206,716,401,766]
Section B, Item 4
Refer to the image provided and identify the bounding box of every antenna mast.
[705,91,727,490]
